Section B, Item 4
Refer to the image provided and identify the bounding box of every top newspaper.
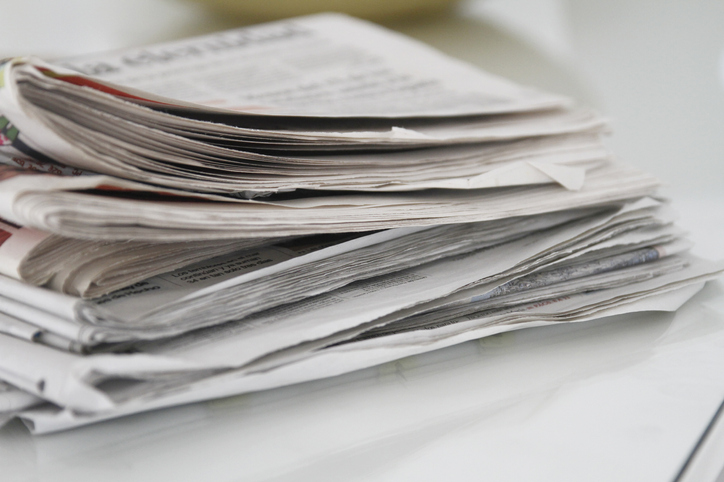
[0,13,606,201]
[51,13,566,117]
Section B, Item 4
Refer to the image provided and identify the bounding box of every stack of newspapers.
[0,14,720,433]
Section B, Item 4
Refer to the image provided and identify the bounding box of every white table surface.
[1,1,724,480]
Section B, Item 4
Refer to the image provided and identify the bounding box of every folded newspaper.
[0,13,720,433]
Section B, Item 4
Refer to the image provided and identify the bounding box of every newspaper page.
[54,13,567,118]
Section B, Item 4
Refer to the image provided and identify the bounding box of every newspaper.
[1,80,607,195]
[0,14,610,199]
[0,203,611,347]
[0,198,681,357]
[0,161,660,241]
[1,254,720,433]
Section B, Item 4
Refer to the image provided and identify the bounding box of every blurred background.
[1,0,723,253]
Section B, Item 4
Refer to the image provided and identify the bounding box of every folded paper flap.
[527,161,587,191]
